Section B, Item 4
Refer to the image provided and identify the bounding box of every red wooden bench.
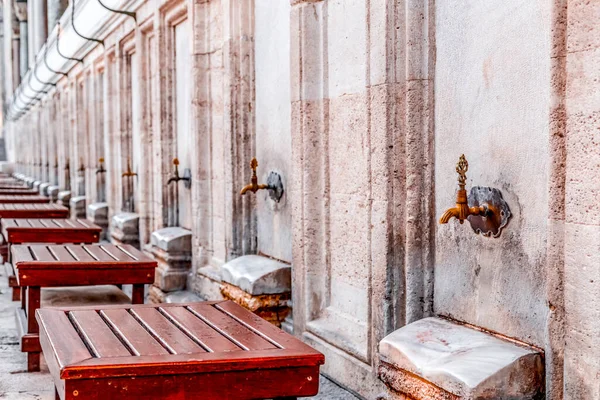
[37,300,324,400]
[4,218,101,301]
[14,243,156,371]
[0,188,40,195]
[0,195,50,203]
[0,205,70,268]
[0,204,69,220]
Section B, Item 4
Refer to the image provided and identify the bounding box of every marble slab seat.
[378,317,544,400]
[87,202,109,240]
[38,182,50,196]
[69,196,86,219]
[147,227,192,303]
[220,255,291,327]
[47,185,59,201]
[110,212,140,247]
[57,190,71,208]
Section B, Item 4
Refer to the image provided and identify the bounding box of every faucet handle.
[456,154,468,188]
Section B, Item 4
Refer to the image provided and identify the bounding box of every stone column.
[562,0,600,398]
[3,0,15,98]
[46,0,67,34]
[31,0,46,56]
[13,1,27,79]
[10,17,19,88]
[26,0,33,65]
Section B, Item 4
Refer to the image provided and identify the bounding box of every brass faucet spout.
[440,155,489,225]
[240,158,270,196]
[439,208,460,224]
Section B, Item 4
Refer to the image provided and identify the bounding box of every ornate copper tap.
[439,155,488,224]
[96,157,106,175]
[121,158,137,178]
[77,158,85,174]
[240,158,269,195]
[167,158,191,187]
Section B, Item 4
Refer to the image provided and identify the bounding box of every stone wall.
[2,0,600,399]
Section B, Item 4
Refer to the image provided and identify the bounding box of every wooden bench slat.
[50,219,67,228]
[11,245,34,262]
[100,309,169,356]
[113,245,140,261]
[84,245,119,262]
[98,245,127,261]
[215,301,313,351]
[187,304,277,351]
[130,308,206,354]
[65,245,95,262]
[69,310,131,358]
[36,309,92,369]
[29,245,57,262]
[48,246,77,262]
[161,306,242,353]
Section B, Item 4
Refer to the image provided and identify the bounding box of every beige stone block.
[565,111,600,224]
[567,0,600,53]
[566,47,600,115]
[563,222,600,399]
[329,193,369,285]
[327,0,367,97]
[329,93,369,197]
[369,83,403,201]
[293,2,326,102]
[154,264,189,292]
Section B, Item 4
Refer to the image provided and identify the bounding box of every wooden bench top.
[37,301,324,399]
[2,219,101,244]
[0,203,69,219]
[0,188,38,195]
[13,244,156,286]
[0,195,50,203]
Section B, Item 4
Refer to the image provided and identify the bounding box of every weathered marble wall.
[3,0,600,398]
[255,0,292,263]
[434,0,551,347]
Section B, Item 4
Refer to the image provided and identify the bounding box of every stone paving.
[0,266,358,400]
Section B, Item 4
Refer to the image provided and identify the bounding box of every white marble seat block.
[39,182,50,196]
[87,202,108,220]
[32,181,42,190]
[221,255,291,295]
[47,185,59,201]
[69,196,86,219]
[25,178,34,187]
[57,190,71,203]
[378,317,544,399]
[150,227,192,253]
[112,212,139,234]
[111,212,140,247]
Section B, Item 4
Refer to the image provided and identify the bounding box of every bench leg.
[26,286,41,372]
[12,285,21,301]
[28,352,40,372]
[132,284,144,304]
[21,285,26,310]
